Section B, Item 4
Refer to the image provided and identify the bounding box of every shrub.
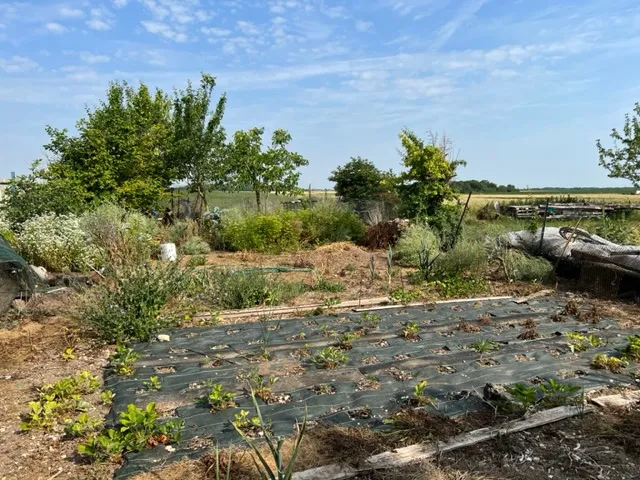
[296,204,366,245]
[433,240,488,276]
[81,203,159,270]
[181,235,211,255]
[15,213,103,272]
[192,269,307,310]
[427,203,463,251]
[222,212,300,253]
[186,254,207,267]
[596,215,632,244]
[82,263,189,344]
[162,220,197,247]
[394,223,440,268]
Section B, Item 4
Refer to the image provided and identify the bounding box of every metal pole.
[538,199,549,255]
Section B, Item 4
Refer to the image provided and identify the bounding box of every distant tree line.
[450,179,518,194]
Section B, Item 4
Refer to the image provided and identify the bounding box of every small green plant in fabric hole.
[143,376,162,391]
[402,320,420,340]
[109,344,139,376]
[312,347,347,369]
[591,353,627,373]
[412,380,432,406]
[567,332,602,353]
[206,383,236,412]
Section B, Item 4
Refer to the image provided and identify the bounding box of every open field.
[466,193,640,209]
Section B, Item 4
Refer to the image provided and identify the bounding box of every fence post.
[308,184,312,205]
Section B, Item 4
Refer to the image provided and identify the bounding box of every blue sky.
[1,0,640,188]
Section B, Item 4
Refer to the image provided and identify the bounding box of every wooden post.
[453,193,472,247]
[308,184,312,205]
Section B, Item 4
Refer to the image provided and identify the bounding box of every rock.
[29,265,48,282]
[157,334,171,342]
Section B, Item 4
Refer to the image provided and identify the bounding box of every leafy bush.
[427,203,463,251]
[15,213,103,272]
[221,205,366,253]
[596,215,632,244]
[82,263,189,344]
[81,203,159,270]
[434,240,488,276]
[186,254,207,267]
[191,269,307,310]
[182,235,211,255]
[296,204,366,245]
[222,212,300,253]
[394,223,440,268]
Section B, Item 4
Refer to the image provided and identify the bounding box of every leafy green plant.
[470,339,500,353]
[312,276,345,293]
[567,332,602,353]
[80,202,159,270]
[338,332,360,350]
[504,383,537,411]
[389,287,421,306]
[233,390,307,480]
[394,223,441,268]
[596,215,632,244]
[83,263,189,344]
[591,353,627,373]
[241,372,279,403]
[100,390,115,406]
[425,273,488,299]
[312,347,347,369]
[207,383,236,411]
[61,347,75,361]
[323,296,341,308]
[412,380,431,406]
[621,335,640,361]
[539,379,582,407]
[109,345,140,376]
[402,320,420,340]
[356,312,380,330]
[187,254,207,267]
[143,376,162,391]
[64,413,103,438]
[182,235,211,255]
[20,400,63,431]
[232,409,263,435]
[77,428,124,461]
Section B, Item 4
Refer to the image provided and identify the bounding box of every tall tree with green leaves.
[396,129,466,219]
[170,73,228,221]
[44,81,174,210]
[597,102,640,187]
[229,128,308,211]
[328,157,392,203]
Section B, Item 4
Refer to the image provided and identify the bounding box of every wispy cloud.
[141,20,188,41]
[86,7,114,31]
[45,22,66,33]
[79,52,111,64]
[113,0,129,7]
[433,0,488,49]
[355,20,373,32]
[59,6,84,18]
[0,55,39,73]
[201,26,231,36]
[236,20,260,35]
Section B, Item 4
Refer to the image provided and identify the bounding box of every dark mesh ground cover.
[107,297,636,478]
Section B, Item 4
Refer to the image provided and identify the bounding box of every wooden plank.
[514,289,555,304]
[292,405,593,480]
[591,391,640,409]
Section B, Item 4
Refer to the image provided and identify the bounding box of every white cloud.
[355,20,373,32]
[141,0,208,25]
[394,77,454,98]
[323,5,348,19]
[201,26,231,36]
[272,16,286,25]
[86,7,114,31]
[113,0,129,7]
[59,6,84,18]
[236,20,260,36]
[45,22,66,33]
[270,5,286,13]
[79,52,110,64]
[141,20,188,41]
[0,55,39,73]
[61,66,99,82]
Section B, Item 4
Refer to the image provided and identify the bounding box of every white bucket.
[160,243,177,262]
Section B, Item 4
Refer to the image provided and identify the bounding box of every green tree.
[0,161,86,229]
[171,73,228,221]
[597,102,640,187]
[229,128,308,211]
[396,129,466,219]
[44,80,174,210]
[328,157,392,203]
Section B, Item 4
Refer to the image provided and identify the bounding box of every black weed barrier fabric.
[106,297,635,478]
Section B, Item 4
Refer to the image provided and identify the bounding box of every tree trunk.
[255,189,262,212]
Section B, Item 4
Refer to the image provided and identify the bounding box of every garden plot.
[107,297,637,478]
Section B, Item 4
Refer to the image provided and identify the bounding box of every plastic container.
[160,243,177,262]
